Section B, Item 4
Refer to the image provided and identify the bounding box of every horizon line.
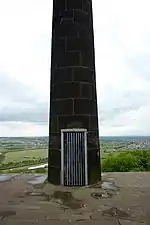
[1,135,150,138]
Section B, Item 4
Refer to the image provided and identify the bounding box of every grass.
[101,148,150,159]
[1,142,150,174]
[2,149,48,164]
[101,150,126,159]
[1,165,30,173]
[102,150,150,172]
[0,154,5,164]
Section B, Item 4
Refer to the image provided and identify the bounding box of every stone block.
[74,99,97,114]
[55,0,66,11]
[66,0,82,10]
[49,149,61,168]
[52,68,73,85]
[57,52,80,67]
[118,219,146,225]
[48,166,60,185]
[80,83,93,99]
[73,67,94,83]
[50,116,58,133]
[55,23,79,38]
[79,25,92,39]
[81,51,94,68]
[51,99,73,115]
[89,116,99,131]
[87,131,99,147]
[52,82,81,99]
[75,218,118,225]
[60,9,73,20]
[83,0,91,14]
[74,10,90,25]
[49,133,61,149]
[57,115,90,130]
[67,37,90,52]
[54,38,65,54]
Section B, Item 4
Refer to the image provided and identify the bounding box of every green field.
[1,136,150,174]
[2,149,48,164]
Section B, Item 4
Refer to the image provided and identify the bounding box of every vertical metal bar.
[64,132,66,186]
[64,132,65,186]
[61,131,64,185]
[84,131,88,186]
[83,132,85,185]
[68,132,70,186]
[73,132,75,186]
[65,132,66,186]
[68,132,71,186]
[71,132,74,186]
[82,132,84,186]
[81,132,85,186]
[67,133,68,186]
[79,132,82,186]
[78,132,79,186]
[69,132,71,186]
[70,132,71,186]
[80,132,82,186]
[74,132,76,186]
[76,132,78,186]
[73,132,74,186]
[67,132,69,186]
[81,132,82,186]
[79,133,82,186]
[61,130,64,185]
[72,132,73,186]
[75,132,77,186]
[77,132,79,186]
[71,132,73,186]
[79,132,81,186]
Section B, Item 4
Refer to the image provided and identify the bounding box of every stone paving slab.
[0,173,150,225]
[118,219,146,225]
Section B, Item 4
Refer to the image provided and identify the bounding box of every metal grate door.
[61,129,88,186]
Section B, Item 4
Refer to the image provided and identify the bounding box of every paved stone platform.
[0,173,150,224]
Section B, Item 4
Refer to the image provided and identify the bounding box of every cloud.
[0,71,49,124]
[0,103,48,123]
[0,122,48,137]
[128,54,150,82]
[0,71,37,102]
[93,0,150,135]
[1,0,150,136]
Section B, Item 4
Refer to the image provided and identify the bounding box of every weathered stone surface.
[118,219,146,225]
[0,173,149,224]
[75,218,118,225]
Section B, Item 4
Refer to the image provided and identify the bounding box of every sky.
[0,0,150,137]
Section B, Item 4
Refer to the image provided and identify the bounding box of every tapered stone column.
[48,0,101,185]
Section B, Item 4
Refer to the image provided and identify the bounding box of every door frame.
[61,128,88,186]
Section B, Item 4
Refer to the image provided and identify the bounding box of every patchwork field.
[1,136,150,173]
[2,149,48,164]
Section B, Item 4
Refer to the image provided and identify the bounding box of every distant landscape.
[0,136,150,173]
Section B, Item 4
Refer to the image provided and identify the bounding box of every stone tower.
[48,0,101,185]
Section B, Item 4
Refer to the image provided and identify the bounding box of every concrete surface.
[0,172,150,224]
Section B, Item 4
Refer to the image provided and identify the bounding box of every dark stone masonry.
[48,0,101,185]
